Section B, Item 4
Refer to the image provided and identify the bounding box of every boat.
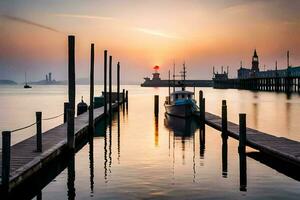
[24,72,32,88]
[164,63,198,118]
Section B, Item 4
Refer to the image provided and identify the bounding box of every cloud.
[1,14,63,34]
[134,27,182,39]
[54,13,117,22]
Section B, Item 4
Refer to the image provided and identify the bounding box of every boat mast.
[168,70,171,103]
[182,62,187,91]
[173,61,175,92]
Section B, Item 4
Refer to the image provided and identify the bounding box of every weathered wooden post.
[199,90,203,122]
[126,90,128,102]
[36,111,42,152]
[221,100,228,177]
[68,35,76,111]
[221,100,228,139]
[109,55,112,118]
[201,98,206,123]
[117,62,120,105]
[68,35,75,150]
[64,102,69,123]
[2,131,11,190]
[154,95,159,117]
[239,113,246,154]
[89,43,95,133]
[104,50,107,115]
[239,113,247,191]
[122,89,125,103]
[67,108,75,149]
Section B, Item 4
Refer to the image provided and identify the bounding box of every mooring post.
[68,35,76,111]
[2,131,11,190]
[239,113,247,191]
[109,55,112,117]
[36,111,42,152]
[221,100,228,140]
[154,95,159,117]
[67,108,75,149]
[199,90,203,121]
[239,113,246,154]
[122,89,125,103]
[126,90,128,103]
[89,43,95,133]
[64,102,69,123]
[201,98,206,123]
[104,50,107,115]
[117,62,120,105]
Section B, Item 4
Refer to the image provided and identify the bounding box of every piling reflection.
[118,109,121,163]
[199,122,205,159]
[89,136,94,196]
[239,150,247,191]
[154,116,159,146]
[67,153,76,200]
[222,136,228,178]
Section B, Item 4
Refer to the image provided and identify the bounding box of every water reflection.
[164,115,199,165]
[89,136,94,196]
[154,116,159,146]
[239,148,247,191]
[222,135,228,178]
[67,153,76,200]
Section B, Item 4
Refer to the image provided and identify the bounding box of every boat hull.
[164,103,193,118]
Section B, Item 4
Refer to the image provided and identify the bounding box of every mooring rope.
[11,122,37,133]
[10,113,64,133]
[42,113,64,121]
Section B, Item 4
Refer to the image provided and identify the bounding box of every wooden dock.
[0,102,121,193]
[194,111,300,167]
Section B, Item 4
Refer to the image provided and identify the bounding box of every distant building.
[212,66,229,80]
[237,50,300,79]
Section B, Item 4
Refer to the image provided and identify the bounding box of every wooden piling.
[221,100,228,140]
[104,50,107,115]
[126,90,128,102]
[122,89,125,103]
[117,62,120,104]
[68,35,76,110]
[67,108,75,149]
[154,95,159,117]
[239,114,247,191]
[2,131,11,189]
[64,102,69,123]
[68,35,75,150]
[89,44,95,132]
[109,55,112,117]
[201,98,205,123]
[36,111,42,152]
[239,113,246,154]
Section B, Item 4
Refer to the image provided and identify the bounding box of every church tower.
[251,49,259,74]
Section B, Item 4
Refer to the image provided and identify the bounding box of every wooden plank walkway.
[0,102,119,190]
[194,112,300,167]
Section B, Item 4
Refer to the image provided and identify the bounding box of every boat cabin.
[165,90,194,104]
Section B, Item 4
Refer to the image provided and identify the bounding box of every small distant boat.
[24,72,32,89]
[164,63,198,118]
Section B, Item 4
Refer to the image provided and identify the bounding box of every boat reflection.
[164,114,198,138]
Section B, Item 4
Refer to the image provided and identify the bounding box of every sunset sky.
[1,0,300,83]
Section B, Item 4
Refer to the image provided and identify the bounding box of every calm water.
[0,85,300,199]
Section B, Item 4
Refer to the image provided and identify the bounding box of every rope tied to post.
[11,122,37,133]
[42,113,64,121]
[10,113,64,133]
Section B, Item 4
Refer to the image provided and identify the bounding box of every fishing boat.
[24,72,32,88]
[164,63,198,118]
